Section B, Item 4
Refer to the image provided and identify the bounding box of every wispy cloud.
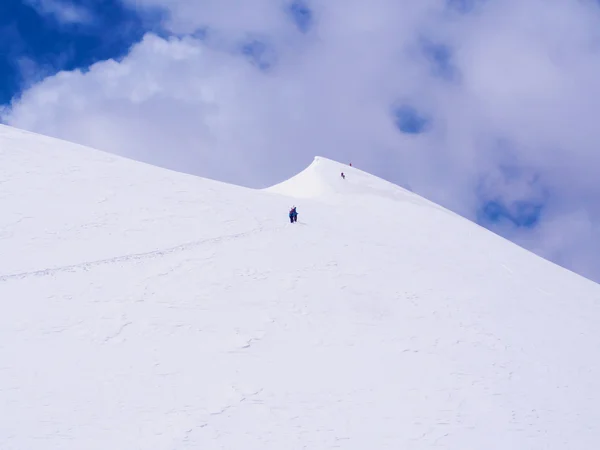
[4,0,600,282]
[24,0,94,25]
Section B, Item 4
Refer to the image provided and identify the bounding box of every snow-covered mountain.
[1,123,600,449]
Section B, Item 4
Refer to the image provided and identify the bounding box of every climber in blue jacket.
[289,206,298,223]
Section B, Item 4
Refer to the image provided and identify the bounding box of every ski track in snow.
[0,224,285,282]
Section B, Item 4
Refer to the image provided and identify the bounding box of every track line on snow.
[0,225,285,282]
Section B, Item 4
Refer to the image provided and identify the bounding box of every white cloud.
[5,0,600,282]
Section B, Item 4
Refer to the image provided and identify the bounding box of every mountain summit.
[1,124,600,449]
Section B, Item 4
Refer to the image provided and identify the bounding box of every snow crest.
[2,125,600,450]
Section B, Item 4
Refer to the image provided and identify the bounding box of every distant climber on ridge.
[289,206,298,223]
[341,172,345,179]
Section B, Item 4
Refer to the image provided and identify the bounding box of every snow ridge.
[2,125,600,450]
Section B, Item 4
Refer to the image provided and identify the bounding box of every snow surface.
[1,123,600,449]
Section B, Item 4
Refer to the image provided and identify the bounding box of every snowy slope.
[1,123,600,449]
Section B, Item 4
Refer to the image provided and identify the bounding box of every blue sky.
[0,0,163,104]
[2,0,600,283]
